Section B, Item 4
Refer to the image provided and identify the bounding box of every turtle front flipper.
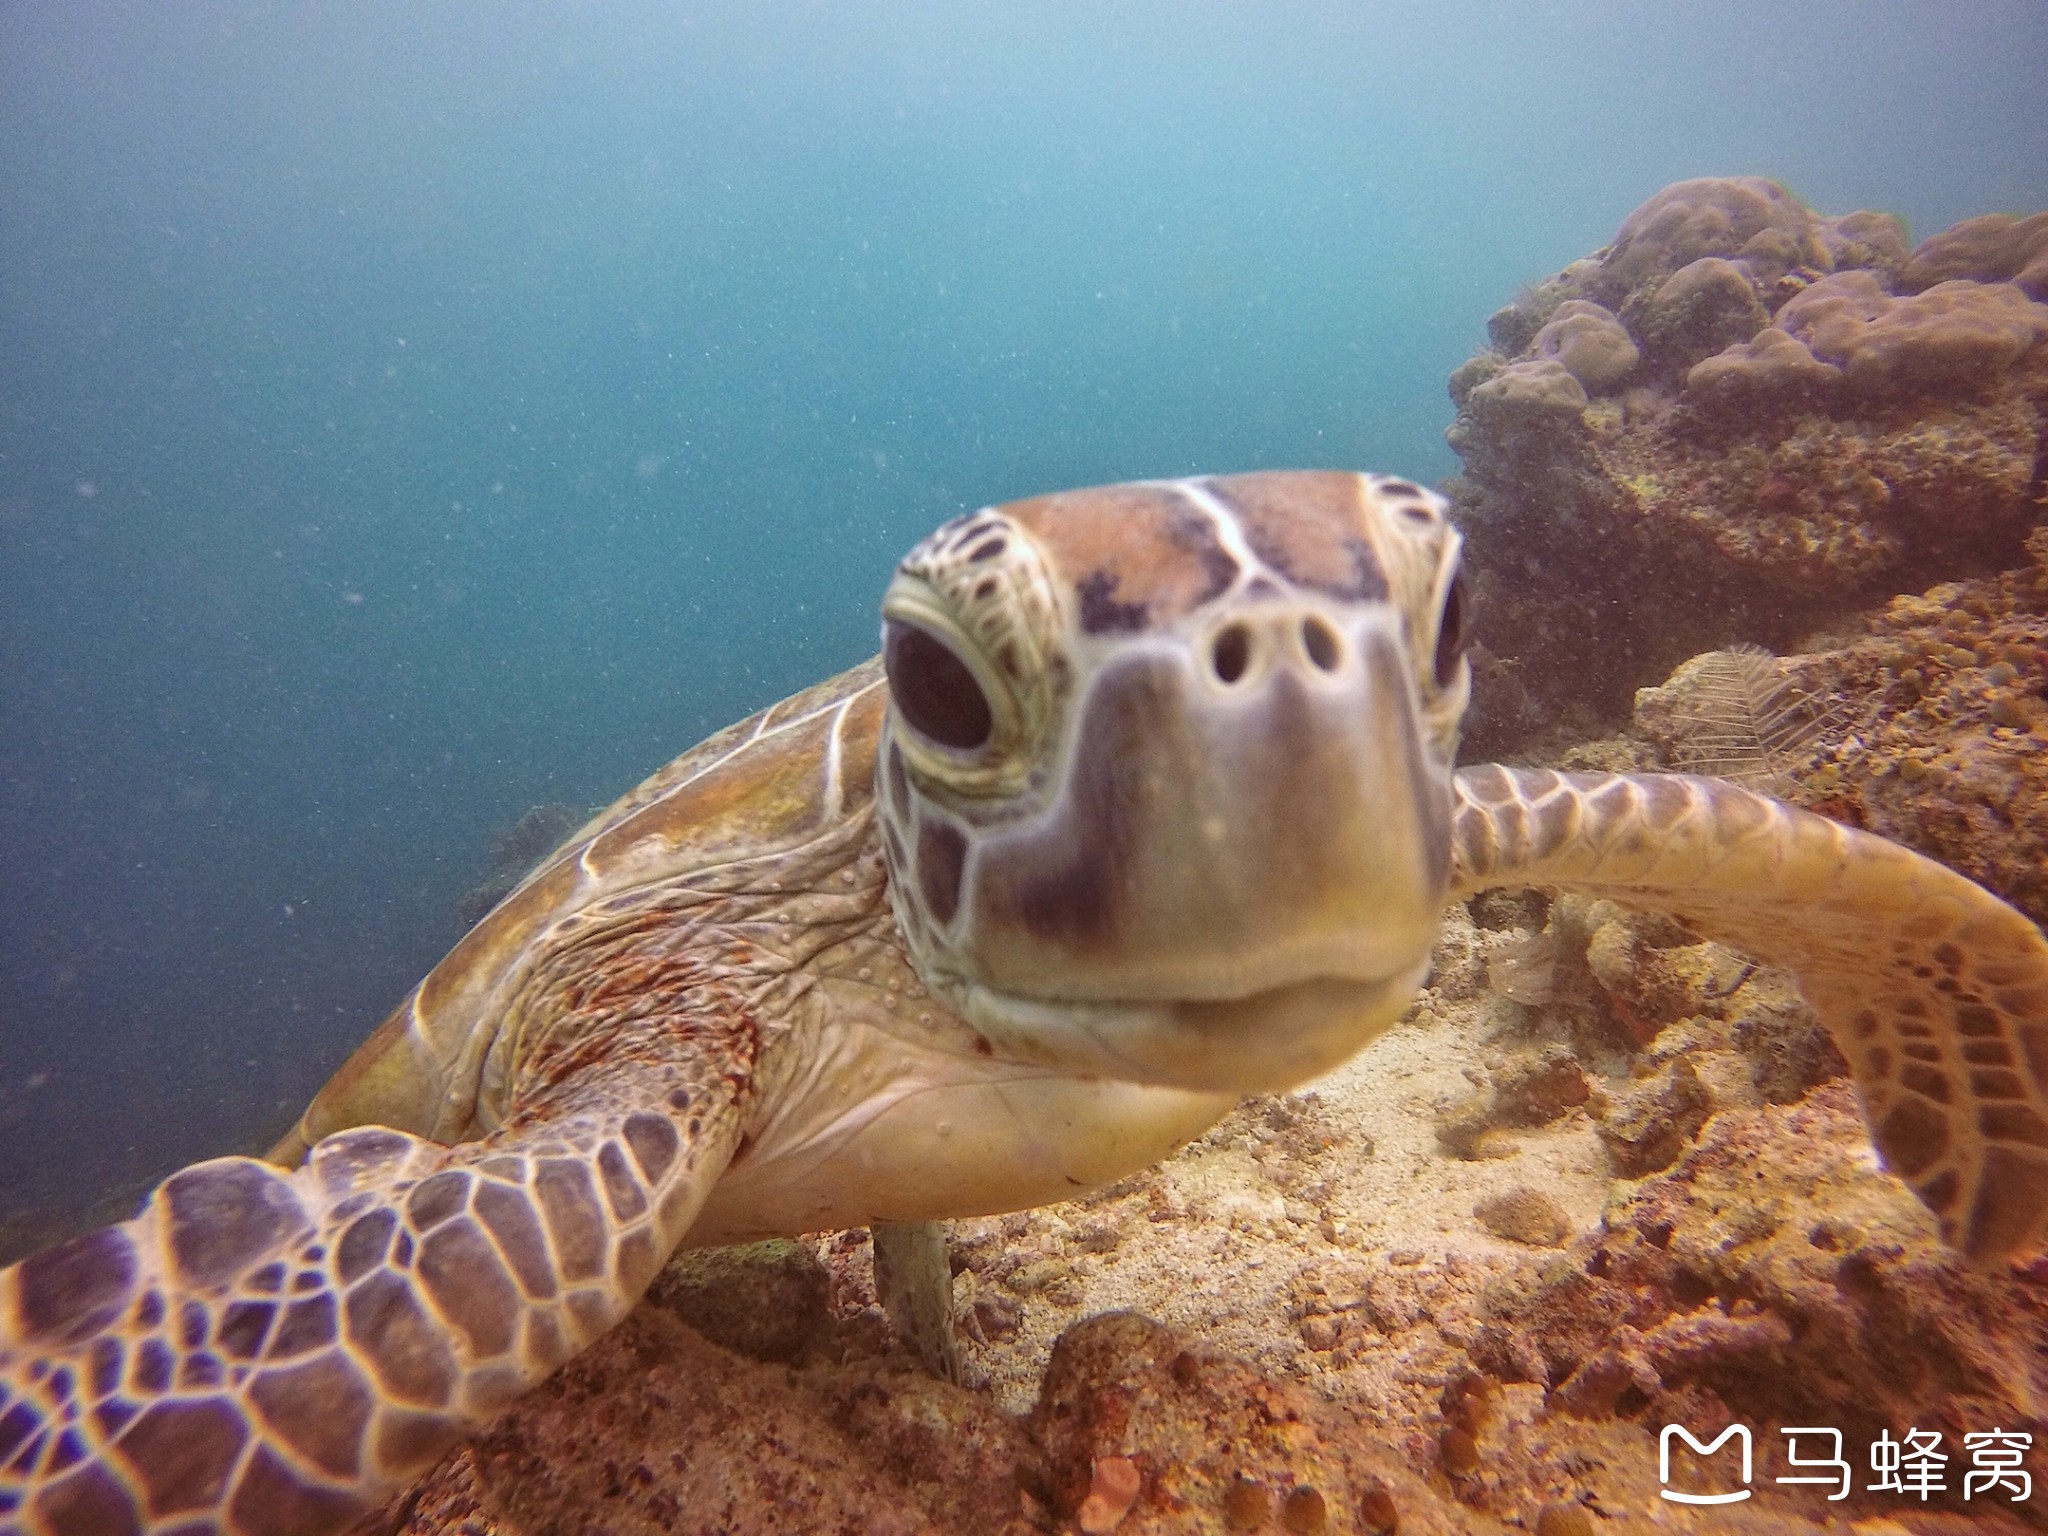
[0,1048,741,1534]
[1451,764,2048,1266]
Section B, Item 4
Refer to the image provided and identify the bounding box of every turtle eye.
[1433,570,1470,691]
[885,619,994,751]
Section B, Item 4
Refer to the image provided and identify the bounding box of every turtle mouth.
[954,958,1431,1096]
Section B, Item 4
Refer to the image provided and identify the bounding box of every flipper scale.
[0,1052,739,1534]
[1452,766,2048,1264]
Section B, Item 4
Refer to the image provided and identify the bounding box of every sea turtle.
[5,470,2048,1534]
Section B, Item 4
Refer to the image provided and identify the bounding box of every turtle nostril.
[1212,624,1251,684]
[1301,616,1341,672]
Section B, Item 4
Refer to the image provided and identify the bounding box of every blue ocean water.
[1,0,2043,1248]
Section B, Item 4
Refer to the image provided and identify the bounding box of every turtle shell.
[273,659,886,1159]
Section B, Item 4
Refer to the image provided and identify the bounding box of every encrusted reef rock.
[378,1247,1050,1536]
[1029,1312,1418,1535]
[1629,527,2048,932]
[1905,211,2048,299]
[374,1258,1450,1535]
[1446,176,2048,758]
[1794,530,2048,929]
[1470,1083,2048,1525]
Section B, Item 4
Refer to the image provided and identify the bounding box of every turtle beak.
[951,604,1451,1091]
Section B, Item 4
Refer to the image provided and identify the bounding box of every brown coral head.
[1903,209,2048,300]
[1467,358,1589,417]
[1531,300,1640,392]
[1779,271,2048,395]
[1685,326,1842,405]
[1600,177,1824,301]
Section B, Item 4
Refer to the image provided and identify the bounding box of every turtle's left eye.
[1433,569,1470,691]
[885,619,993,750]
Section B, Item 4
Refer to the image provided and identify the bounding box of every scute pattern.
[1451,764,2048,1262]
[163,1165,308,1292]
[12,1230,136,1351]
[0,1047,741,1534]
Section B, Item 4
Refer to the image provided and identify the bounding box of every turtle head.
[876,471,1470,1093]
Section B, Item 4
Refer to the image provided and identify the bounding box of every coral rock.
[1591,1057,1710,1176]
[1024,1318,1425,1531]
[1730,994,1849,1105]
[1445,178,2048,754]
[1530,300,1639,391]
[1777,270,2048,395]
[1630,255,1771,372]
[1533,1503,1596,1536]
[1077,1454,1143,1532]
[1029,1313,1416,1536]
[1818,207,1912,282]
[1445,350,1505,408]
[1685,325,1842,403]
[381,1305,1038,1536]
[1473,1187,1573,1248]
[1465,357,1588,417]
[1793,544,2048,930]
[1596,177,1828,302]
[1477,1083,2048,1521]
[642,1237,831,1363]
[1435,1046,1589,1159]
[1491,1046,1592,1125]
[1583,905,1729,1041]
[1902,208,2048,299]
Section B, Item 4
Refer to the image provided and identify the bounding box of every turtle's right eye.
[885,619,993,751]
[1433,569,1470,691]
